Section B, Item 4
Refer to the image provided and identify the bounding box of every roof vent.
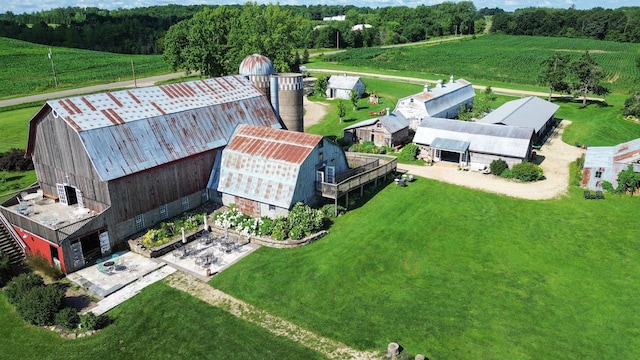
[436,79,443,88]
[449,75,454,83]
[386,107,390,115]
[423,84,429,92]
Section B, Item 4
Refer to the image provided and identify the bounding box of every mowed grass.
[0,281,325,360]
[211,181,640,359]
[314,34,640,94]
[0,106,41,152]
[0,37,171,99]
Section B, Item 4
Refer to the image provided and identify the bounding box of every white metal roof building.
[326,75,365,100]
[476,96,559,140]
[582,138,640,191]
[394,77,475,129]
[414,117,534,167]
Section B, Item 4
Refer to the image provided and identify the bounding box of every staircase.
[0,213,26,266]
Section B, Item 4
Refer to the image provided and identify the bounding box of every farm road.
[309,69,604,101]
[0,72,188,108]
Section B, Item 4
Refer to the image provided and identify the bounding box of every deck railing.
[319,154,397,199]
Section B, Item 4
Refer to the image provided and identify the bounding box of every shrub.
[0,148,34,171]
[55,307,80,330]
[512,162,544,182]
[16,284,65,326]
[490,158,508,176]
[602,181,615,192]
[501,169,514,179]
[4,273,44,306]
[271,217,290,240]
[287,202,325,237]
[258,216,275,236]
[289,225,304,240]
[0,250,11,287]
[398,143,419,161]
[320,204,346,218]
[81,312,110,330]
[26,255,63,281]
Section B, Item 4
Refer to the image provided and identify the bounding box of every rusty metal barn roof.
[217,124,321,209]
[31,75,282,181]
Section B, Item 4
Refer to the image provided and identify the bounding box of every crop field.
[323,35,640,93]
[0,37,170,99]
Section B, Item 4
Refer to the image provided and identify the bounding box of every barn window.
[269,204,276,211]
[595,167,604,178]
[376,123,381,128]
[134,214,145,231]
[318,152,324,162]
[159,205,168,219]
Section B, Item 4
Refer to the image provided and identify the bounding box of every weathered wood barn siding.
[29,109,110,212]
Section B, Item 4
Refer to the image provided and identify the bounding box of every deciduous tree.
[539,52,571,101]
[337,100,346,123]
[570,51,610,107]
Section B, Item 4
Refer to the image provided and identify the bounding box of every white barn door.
[56,183,68,205]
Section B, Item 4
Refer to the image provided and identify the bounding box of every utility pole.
[131,60,137,87]
[336,30,339,49]
[48,48,58,88]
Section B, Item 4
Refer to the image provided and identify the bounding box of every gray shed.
[343,111,409,147]
[582,138,640,190]
[326,75,365,100]
[414,117,534,168]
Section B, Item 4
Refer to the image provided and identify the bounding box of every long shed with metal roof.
[217,124,350,218]
[394,77,475,129]
[2,75,283,273]
[414,117,534,168]
[582,138,640,191]
[476,96,559,142]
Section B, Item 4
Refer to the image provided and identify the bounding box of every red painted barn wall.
[13,226,67,274]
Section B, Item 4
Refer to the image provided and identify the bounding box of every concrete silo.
[273,72,304,132]
[238,54,276,102]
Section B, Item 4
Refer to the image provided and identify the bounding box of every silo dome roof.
[239,54,276,76]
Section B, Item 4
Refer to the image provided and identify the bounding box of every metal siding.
[395,79,475,121]
[477,96,559,134]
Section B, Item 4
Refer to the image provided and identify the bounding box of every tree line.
[491,6,640,43]
[1,2,482,55]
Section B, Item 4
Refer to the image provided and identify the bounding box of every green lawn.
[0,281,325,360]
[211,180,640,359]
[0,106,41,152]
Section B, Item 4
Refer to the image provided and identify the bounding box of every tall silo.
[238,54,276,102]
[273,73,304,132]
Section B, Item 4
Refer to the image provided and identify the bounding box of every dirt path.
[304,96,330,129]
[165,271,380,360]
[399,121,585,200]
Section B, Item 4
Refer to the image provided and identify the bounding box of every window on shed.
[182,197,190,211]
[595,167,604,178]
[269,204,276,211]
[376,123,381,128]
[318,152,324,163]
[134,214,145,231]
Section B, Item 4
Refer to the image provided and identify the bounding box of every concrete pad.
[67,250,165,299]
[159,239,259,281]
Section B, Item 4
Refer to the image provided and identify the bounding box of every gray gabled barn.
[216,124,350,218]
[582,138,640,191]
[326,75,366,100]
[0,75,283,273]
[476,96,559,143]
[343,111,409,148]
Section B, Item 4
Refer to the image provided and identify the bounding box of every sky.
[1,0,637,15]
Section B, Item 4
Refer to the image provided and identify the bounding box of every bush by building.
[490,159,508,176]
[512,162,544,182]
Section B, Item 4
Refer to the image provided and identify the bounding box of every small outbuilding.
[217,124,350,218]
[476,96,559,143]
[326,75,365,100]
[414,117,534,168]
[582,138,640,191]
[394,76,475,129]
[343,111,409,148]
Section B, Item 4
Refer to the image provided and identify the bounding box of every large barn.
[414,117,534,168]
[216,124,350,218]
[0,75,283,273]
[582,138,640,191]
[476,96,559,143]
[394,76,475,129]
